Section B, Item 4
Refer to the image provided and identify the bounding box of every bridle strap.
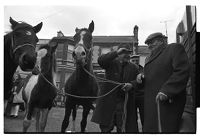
[13,43,35,54]
[10,33,35,56]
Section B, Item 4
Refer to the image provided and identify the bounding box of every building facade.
[36,26,150,106]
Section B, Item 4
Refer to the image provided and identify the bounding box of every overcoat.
[91,51,139,132]
[143,43,190,132]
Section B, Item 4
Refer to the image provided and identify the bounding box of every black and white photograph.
[2,0,200,134]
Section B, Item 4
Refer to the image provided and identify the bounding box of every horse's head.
[72,21,94,67]
[9,17,43,71]
[36,42,58,75]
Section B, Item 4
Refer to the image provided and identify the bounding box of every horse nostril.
[23,55,29,64]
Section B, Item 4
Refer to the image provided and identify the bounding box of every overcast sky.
[3,0,200,45]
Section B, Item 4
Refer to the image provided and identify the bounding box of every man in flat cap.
[91,45,140,132]
[137,32,190,132]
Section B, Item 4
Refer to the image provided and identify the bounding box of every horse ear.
[33,22,43,33]
[9,17,18,28]
[75,27,79,33]
[88,20,94,33]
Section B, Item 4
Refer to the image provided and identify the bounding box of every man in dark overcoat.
[91,45,139,133]
[137,32,190,133]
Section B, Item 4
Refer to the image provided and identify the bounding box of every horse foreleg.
[72,105,77,132]
[40,109,49,132]
[23,117,31,132]
[61,102,72,133]
[23,104,33,132]
[35,108,40,132]
[80,106,90,132]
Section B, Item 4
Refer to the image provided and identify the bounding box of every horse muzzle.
[19,52,37,71]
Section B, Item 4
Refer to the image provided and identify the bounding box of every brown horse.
[4,17,42,110]
[61,21,99,133]
[22,43,58,132]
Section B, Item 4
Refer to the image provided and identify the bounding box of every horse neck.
[76,57,93,81]
[4,34,18,75]
[4,34,15,62]
[4,34,18,91]
[40,60,55,83]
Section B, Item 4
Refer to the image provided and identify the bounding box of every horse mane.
[38,44,57,73]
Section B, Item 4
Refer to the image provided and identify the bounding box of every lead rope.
[122,92,129,132]
[38,67,124,99]
[157,99,162,133]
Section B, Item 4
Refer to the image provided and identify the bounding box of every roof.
[65,35,135,43]
[93,36,135,43]
[38,35,135,45]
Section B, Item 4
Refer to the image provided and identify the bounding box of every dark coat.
[143,43,190,133]
[91,51,139,132]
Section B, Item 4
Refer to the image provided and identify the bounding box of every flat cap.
[145,32,165,44]
[118,44,131,50]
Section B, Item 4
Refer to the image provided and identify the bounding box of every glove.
[156,92,168,102]
[121,83,133,92]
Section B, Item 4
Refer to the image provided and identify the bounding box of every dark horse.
[4,17,43,109]
[61,21,99,132]
[22,42,58,132]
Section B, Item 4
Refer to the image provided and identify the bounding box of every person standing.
[137,32,190,132]
[91,45,139,133]
[9,73,23,118]
[134,65,144,132]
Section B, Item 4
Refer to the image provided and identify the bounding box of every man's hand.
[117,48,132,55]
[121,83,133,92]
[136,73,144,84]
[156,92,168,102]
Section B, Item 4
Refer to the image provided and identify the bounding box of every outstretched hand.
[117,48,132,55]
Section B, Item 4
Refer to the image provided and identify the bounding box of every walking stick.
[156,99,162,133]
[122,92,129,132]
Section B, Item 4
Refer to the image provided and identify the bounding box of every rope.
[122,92,129,132]
[82,67,122,85]
[156,99,162,132]
[38,66,129,131]
[38,68,124,99]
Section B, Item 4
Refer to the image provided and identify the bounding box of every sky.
[1,0,200,134]
[3,0,200,45]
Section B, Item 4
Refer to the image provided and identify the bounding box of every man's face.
[147,38,163,52]
[118,54,130,63]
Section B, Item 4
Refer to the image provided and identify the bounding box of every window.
[57,43,64,51]
[68,44,74,51]
[54,72,61,83]
[67,52,73,62]
[92,46,100,63]
[101,47,111,55]
[65,72,72,82]
[56,43,64,59]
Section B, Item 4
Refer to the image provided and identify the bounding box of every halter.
[10,33,36,59]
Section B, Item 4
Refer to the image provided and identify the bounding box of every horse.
[61,21,99,133]
[4,17,43,110]
[22,42,58,132]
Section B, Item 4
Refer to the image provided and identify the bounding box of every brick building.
[36,26,150,105]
